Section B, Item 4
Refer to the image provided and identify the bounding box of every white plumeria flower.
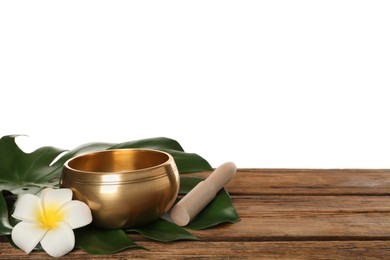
[11,188,92,258]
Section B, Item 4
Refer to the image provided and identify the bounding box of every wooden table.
[1,169,390,259]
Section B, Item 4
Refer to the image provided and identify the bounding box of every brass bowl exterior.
[60,149,179,229]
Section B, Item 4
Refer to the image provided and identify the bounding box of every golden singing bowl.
[60,149,179,229]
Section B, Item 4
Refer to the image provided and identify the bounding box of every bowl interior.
[67,149,170,173]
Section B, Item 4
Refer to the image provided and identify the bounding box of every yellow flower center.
[38,205,64,229]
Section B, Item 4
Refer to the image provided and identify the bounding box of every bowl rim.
[63,148,175,175]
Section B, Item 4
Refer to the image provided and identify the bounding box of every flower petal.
[60,200,93,229]
[40,221,75,258]
[12,194,42,223]
[41,188,72,213]
[11,222,47,254]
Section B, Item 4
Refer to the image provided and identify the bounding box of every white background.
[1,1,389,168]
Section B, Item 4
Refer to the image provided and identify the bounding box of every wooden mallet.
[170,162,237,226]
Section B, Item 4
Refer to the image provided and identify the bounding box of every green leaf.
[109,137,184,151]
[109,142,212,173]
[126,218,198,242]
[0,135,67,195]
[161,149,212,173]
[75,226,142,254]
[0,192,12,235]
[0,135,211,197]
[178,177,240,230]
[0,135,114,195]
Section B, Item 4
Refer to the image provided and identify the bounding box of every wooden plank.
[1,241,390,259]
[234,195,390,214]
[191,212,390,241]
[186,196,390,241]
[189,169,390,195]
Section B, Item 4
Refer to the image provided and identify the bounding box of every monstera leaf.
[0,135,239,255]
[110,140,211,173]
[0,136,114,195]
[0,135,212,195]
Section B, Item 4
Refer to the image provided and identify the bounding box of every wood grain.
[2,169,390,259]
[189,196,390,241]
[190,169,390,195]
